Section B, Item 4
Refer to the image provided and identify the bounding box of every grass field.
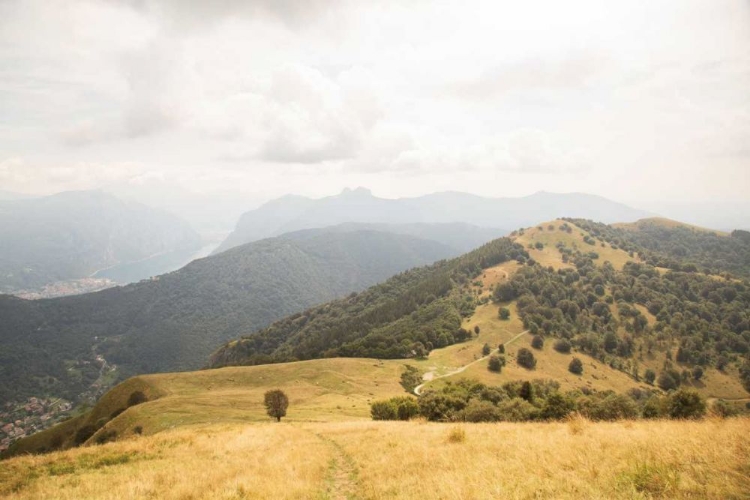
[3,417,749,499]
[513,219,639,271]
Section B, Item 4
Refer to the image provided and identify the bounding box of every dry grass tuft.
[446,426,466,443]
[566,411,589,435]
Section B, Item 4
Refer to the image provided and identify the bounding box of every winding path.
[413,329,529,395]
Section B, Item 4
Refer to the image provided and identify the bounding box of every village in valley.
[0,397,73,453]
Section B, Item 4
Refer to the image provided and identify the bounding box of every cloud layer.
[0,0,748,206]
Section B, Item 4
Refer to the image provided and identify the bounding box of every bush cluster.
[371,379,708,423]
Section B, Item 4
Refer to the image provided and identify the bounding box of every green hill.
[0,229,456,405]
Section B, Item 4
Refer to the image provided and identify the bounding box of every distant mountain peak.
[340,187,374,197]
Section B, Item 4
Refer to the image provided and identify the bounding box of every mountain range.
[0,226,462,405]
[214,188,652,254]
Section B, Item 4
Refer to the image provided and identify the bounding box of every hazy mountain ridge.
[0,191,202,293]
[214,188,652,254]
[0,228,458,405]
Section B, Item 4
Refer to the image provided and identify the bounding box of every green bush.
[371,397,420,421]
[498,307,511,320]
[568,357,583,375]
[517,348,536,369]
[127,391,148,407]
[488,355,505,373]
[666,389,706,419]
[553,339,571,353]
[531,335,544,350]
[74,425,96,445]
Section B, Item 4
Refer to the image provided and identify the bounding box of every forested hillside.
[212,219,750,396]
[571,218,750,277]
[209,238,527,366]
[0,229,456,404]
[0,191,202,293]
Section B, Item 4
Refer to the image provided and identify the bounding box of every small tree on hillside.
[568,357,583,375]
[498,307,511,320]
[264,389,289,422]
[482,343,491,356]
[531,335,544,350]
[517,348,536,370]
[488,355,505,373]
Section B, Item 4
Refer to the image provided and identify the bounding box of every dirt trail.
[313,432,360,500]
[414,329,529,396]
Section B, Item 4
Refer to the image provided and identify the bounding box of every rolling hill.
[0,228,458,406]
[212,219,750,400]
[214,188,651,253]
[0,190,202,293]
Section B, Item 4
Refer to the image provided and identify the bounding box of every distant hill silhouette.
[214,188,651,254]
[0,191,202,293]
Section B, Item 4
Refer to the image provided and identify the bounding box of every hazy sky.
[1,0,748,208]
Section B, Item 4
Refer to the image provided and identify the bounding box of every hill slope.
[0,229,456,405]
[213,219,750,397]
[214,188,650,253]
[0,190,202,293]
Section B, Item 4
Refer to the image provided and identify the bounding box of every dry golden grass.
[1,423,332,500]
[513,219,639,271]
[315,418,750,499]
[4,418,749,499]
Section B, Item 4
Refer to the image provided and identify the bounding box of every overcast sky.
[1,0,748,209]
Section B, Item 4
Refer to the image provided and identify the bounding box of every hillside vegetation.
[209,238,527,366]
[0,229,455,405]
[0,190,201,293]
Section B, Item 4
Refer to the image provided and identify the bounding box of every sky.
[0,0,748,219]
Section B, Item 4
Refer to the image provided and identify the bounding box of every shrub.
[447,427,466,443]
[568,357,583,375]
[127,391,148,407]
[133,426,143,435]
[400,365,422,393]
[553,339,571,353]
[496,397,539,422]
[657,371,679,391]
[74,425,96,445]
[517,348,536,369]
[541,392,575,420]
[531,335,544,350]
[580,393,639,421]
[666,389,706,419]
[95,429,118,445]
[370,400,398,421]
[474,325,480,335]
[371,397,420,421]
[644,369,656,385]
[498,307,511,320]
[461,400,502,422]
[481,343,491,356]
[109,408,125,420]
[710,399,738,418]
[488,355,505,373]
[498,344,505,354]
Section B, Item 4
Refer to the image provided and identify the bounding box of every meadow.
[2,417,749,499]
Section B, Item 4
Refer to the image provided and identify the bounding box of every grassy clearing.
[4,418,748,499]
[514,219,639,271]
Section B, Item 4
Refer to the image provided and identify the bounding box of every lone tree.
[517,348,537,370]
[264,389,289,422]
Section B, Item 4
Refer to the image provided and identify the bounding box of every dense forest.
[209,238,527,366]
[0,229,455,404]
